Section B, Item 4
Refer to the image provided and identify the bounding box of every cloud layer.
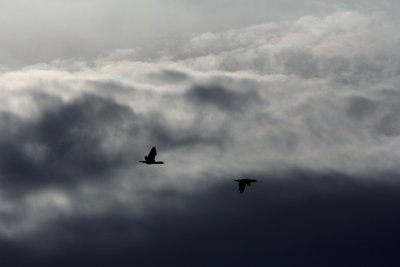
[1,7,400,266]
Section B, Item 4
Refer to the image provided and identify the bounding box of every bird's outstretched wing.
[147,147,157,161]
[238,182,246,193]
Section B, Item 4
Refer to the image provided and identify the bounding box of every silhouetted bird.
[139,146,164,164]
[234,179,257,193]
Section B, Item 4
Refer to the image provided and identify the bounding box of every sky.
[1,1,400,266]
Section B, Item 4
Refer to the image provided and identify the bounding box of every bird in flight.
[139,146,164,164]
[234,179,257,193]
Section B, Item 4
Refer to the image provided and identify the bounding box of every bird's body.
[234,179,257,193]
[139,146,164,164]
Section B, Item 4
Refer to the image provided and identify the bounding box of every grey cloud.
[150,69,190,84]
[0,94,138,191]
[267,129,299,152]
[217,48,399,86]
[327,55,399,86]
[2,0,398,68]
[285,50,318,79]
[4,10,400,174]
[0,92,230,193]
[146,114,229,149]
[176,12,400,94]
[0,0,336,67]
[186,84,263,112]
[86,80,136,95]
[346,96,376,120]
[2,5,400,266]
[376,105,400,137]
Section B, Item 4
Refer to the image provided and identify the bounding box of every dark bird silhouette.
[139,146,164,164]
[234,179,257,193]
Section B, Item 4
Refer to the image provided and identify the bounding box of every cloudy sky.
[1,1,400,266]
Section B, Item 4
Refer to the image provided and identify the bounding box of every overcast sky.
[1,1,400,266]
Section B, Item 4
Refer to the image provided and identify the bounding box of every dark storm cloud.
[3,169,400,266]
[0,93,229,193]
[186,84,262,112]
[0,94,137,191]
